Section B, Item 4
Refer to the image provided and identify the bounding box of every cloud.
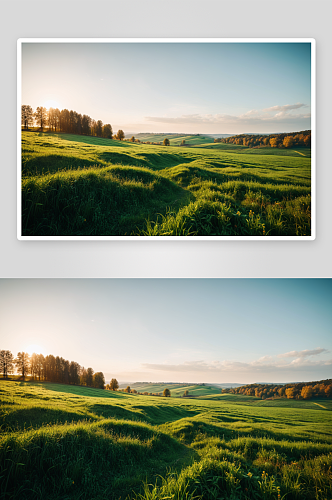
[278,348,328,359]
[263,103,306,113]
[145,103,310,127]
[141,348,331,375]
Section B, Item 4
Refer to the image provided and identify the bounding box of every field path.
[313,402,327,409]
[294,150,306,156]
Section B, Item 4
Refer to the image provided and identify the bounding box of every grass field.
[126,133,215,146]
[125,382,223,398]
[21,131,312,237]
[1,380,331,499]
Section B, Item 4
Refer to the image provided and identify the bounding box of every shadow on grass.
[0,406,94,432]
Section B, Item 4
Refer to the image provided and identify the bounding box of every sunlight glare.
[26,344,45,356]
[43,99,61,110]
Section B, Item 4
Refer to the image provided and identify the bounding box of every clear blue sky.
[21,41,312,134]
[1,279,330,384]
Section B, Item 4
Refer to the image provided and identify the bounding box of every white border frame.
[17,38,316,241]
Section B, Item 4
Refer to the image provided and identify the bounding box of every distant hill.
[124,133,215,146]
[118,381,245,397]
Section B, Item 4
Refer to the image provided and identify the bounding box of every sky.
[1,279,330,384]
[21,41,312,135]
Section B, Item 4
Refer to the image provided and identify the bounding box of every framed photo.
[18,38,315,240]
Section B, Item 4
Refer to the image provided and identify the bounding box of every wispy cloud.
[263,103,306,113]
[141,348,331,374]
[145,103,310,127]
[278,348,328,359]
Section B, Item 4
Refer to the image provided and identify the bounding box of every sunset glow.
[25,344,45,355]
[22,42,312,134]
[1,279,331,384]
[43,99,61,110]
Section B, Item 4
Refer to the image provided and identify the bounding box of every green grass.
[127,133,215,146]
[1,379,331,500]
[194,143,312,158]
[128,383,223,398]
[21,131,312,236]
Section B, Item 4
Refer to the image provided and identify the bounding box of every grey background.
[1,0,331,278]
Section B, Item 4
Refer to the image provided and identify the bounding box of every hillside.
[124,133,215,146]
[119,382,223,397]
[1,379,331,499]
[21,131,312,237]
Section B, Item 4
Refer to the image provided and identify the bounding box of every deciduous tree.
[86,367,94,386]
[14,352,30,378]
[0,350,14,378]
[110,378,119,391]
[21,105,34,130]
[163,138,170,146]
[93,372,105,389]
[283,136,294,148]
[285,387,295,399]
[103,124,113,139]
[34,107,48,130]
[96,120,103,137]
[116,129,125,141]
[163,388,171,397]
[301,386,313,399]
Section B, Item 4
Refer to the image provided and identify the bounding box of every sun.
[43,99,61,110]
[25,344,45,356]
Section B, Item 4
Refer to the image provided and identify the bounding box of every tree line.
[21,105,125,140]
[0,349,105,389]
[0,349,175,398]
[222,379,332,400]
[214,130,311,149]
[125,137,172,146]
[108,385,172,397]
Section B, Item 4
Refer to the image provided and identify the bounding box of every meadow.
[21,132,312,237]
[1,380,331,499]
[122,382,224,398]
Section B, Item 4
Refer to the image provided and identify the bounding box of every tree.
[34,107,48,130]
[15,352,30,378]
[285,387,295,399]
[60,109,70,133]
[69,361,80,385]
[103,123,113,139]
[48,108,55,131]
[0,350,14,378]
[30,353,37,378]
[80,367,87,386]
[82,115,92,135]
[125,385,131,393]
[269,137,278,148]
[93,372,105,389]
[116,129,125,141]
[301,386,313,400]
[180,139,186,146]
[283,136,294,148]
[278,387,286,397]
[96,120,103,137]
[21,105,34,130]
[163,388,171,397]
[183,389,189,397]
[129,136,135,142]
[109,378,119,391]
[163,138,170,146]
[325,384,332,397]
[304,135,311,147]
[86,367,94,386]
